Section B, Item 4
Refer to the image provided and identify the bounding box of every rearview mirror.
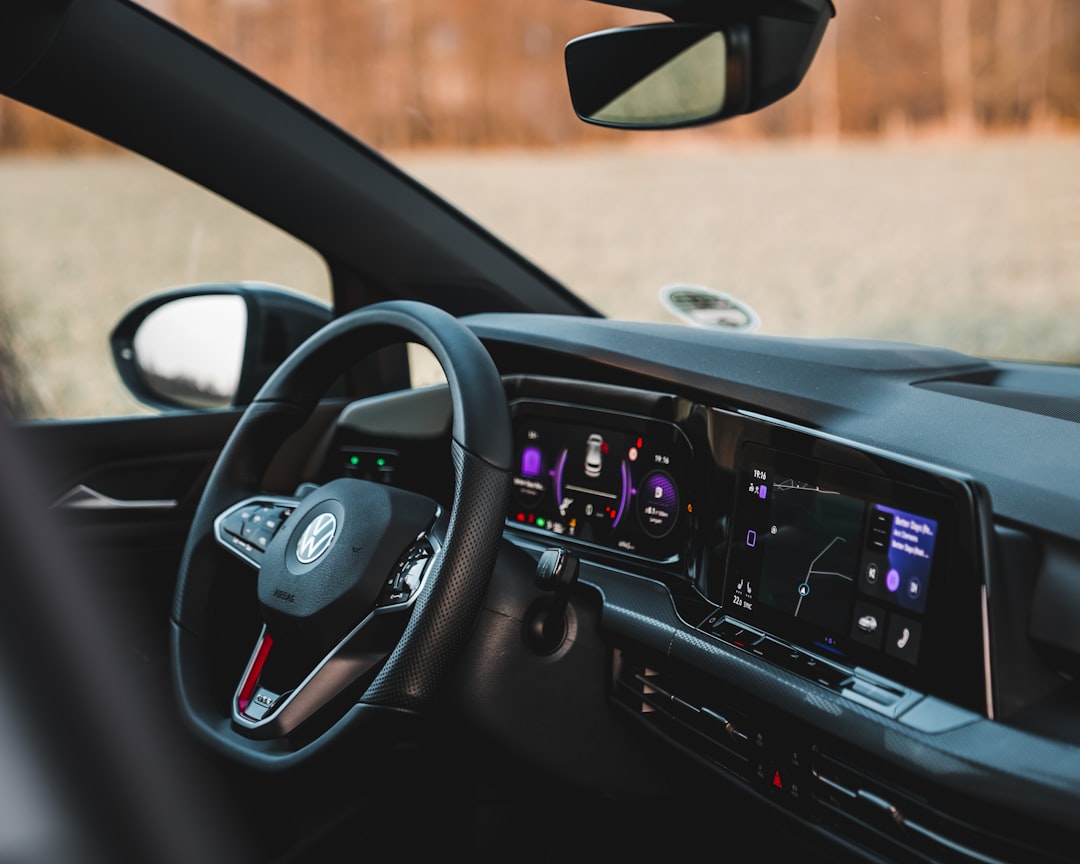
[566,24,745,129]
[565,0,833,130]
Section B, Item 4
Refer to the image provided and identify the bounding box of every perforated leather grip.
[363,442,511,711]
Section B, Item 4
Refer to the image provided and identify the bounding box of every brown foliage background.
[1,0,1079,153]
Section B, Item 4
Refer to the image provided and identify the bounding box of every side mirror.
[565,0,833,130]
[110,283,332,412]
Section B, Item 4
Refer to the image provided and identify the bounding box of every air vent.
[612,651,756,775]
[611,649,1073,864]
[813,752,1072,864]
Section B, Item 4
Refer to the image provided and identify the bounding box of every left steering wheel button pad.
[218,500,296,563]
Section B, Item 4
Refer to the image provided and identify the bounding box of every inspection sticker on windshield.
[660,284,760,331]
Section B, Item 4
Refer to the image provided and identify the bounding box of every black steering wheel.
[170,300,511,770]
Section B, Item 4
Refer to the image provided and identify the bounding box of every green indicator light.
[376,458,386,467]
[349,456,360,466]
[536,517,546,528]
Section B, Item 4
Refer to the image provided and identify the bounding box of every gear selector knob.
[528,548,580,653]
[535,547,579,592]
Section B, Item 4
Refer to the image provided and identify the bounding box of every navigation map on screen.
[757,478,865,634]
[726,444,945,668]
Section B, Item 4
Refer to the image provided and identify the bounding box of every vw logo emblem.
[295,512,337,564]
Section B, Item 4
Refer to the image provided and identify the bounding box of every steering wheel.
[170,300,511,770]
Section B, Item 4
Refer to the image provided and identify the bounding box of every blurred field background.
[1,0,1079,418]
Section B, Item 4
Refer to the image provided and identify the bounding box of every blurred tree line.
[1,0,1077,152]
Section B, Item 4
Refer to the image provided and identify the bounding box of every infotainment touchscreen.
[723,443,952,676]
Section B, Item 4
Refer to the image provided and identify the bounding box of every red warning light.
[772,770,784,789]
[516,512,525,522]
[636,438,643,448]
[601,441,609,454]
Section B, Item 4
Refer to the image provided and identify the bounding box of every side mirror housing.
[110,283,332,412]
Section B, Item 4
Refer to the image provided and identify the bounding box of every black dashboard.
[313,313,1080,864]
[496,381,990,715]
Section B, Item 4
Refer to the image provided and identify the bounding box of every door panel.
[13,403,342,674]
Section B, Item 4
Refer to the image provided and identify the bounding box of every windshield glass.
[145,0,1080,365]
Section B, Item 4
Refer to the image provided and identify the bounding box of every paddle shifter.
[527,547,580,654]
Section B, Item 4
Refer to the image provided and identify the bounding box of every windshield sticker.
[660,285,760,331]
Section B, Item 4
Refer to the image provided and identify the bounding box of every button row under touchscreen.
[708,617,847,690]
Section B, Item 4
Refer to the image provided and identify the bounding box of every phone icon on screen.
[896,627,911,650]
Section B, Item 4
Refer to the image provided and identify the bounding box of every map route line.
[774,479,840,495]
[794,536,849,616]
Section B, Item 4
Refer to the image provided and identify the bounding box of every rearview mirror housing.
[565,0,834,130]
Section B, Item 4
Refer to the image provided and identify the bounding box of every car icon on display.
[585,433,603,478]
[857,614,879,634]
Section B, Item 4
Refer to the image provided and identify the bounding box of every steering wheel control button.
[227,535,256,556]
[222,512,246,539]
[215,498,300,567]
[379,539,434,607]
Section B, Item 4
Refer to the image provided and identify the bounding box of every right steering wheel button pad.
[379,539,434,608]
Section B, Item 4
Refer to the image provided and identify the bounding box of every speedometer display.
[508,402,693,563]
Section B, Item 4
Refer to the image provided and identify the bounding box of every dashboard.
[11,3,1078,859]
[494,380,989,715]
[315,314,1080,864]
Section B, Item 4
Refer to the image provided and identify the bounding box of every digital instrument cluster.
[507,401,693,563]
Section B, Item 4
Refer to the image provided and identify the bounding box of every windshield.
[97,1,1080,367]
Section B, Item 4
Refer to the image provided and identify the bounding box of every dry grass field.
[2,133,1078,418]
[397,134,1080,354]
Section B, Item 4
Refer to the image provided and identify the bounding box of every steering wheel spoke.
[230,614,399,738]
[231,510,446,738]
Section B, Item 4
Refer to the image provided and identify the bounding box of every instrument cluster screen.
[508,402,692,563]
